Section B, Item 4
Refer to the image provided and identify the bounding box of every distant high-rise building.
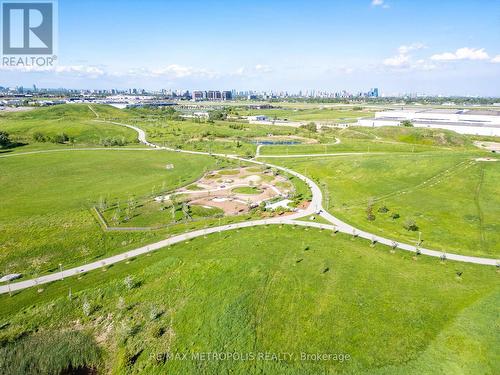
[192,90,205,101]
[206,90,222,100]
[368,88,379,98]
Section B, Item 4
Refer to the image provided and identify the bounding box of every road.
[1,114,497,294]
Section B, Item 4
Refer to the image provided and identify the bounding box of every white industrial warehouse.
[357,109,500,136]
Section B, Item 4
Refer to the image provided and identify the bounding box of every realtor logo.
[1,0,57,66]
[2,1,53,54]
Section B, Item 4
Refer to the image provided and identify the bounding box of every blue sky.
[2,0,500,95]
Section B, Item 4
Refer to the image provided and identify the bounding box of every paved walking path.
[1,114,497,294]
[0,147,155,158]
[255,144,263,157]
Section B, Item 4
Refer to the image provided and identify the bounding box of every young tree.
[111,210,120,225]
[299,122,317,133]
[208,110,227,121]
[98,196,107,210]
[167,202,175,221]
[378,204,389,213]
[0,131,11,148]
[52,133,69,144]
[401,120,414,127]
[82,299,92,317]
[182,202,191,221]
[169,194,178,221]
[366,203,376,221]
[32,132,46,142]
[124,275,135,290]
[403,217,418,231]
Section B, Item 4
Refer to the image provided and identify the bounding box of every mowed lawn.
[0,227,497,374]
[266,153,500,258]
[0,149,220,276]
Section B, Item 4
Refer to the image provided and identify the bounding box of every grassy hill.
[0,104,139,147]
[350,125,473,147]
[0,226,497,374]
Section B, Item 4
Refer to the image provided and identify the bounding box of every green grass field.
[0,149,227,276]
[0,227,497,374]
[101,197,224,228]
[265,152,500,258]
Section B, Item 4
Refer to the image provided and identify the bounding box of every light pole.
[59,263,64,280]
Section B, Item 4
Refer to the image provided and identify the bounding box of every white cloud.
[383,54,410,67]
[151,64,217,79]
[383,43,436,71]
[383,43,425,68]
[122,64,218,80]
[414,59,437,71]
[491,55,500,63]
[233,64,273,77]
[254,64,272,73]
[430,47,490,61]
[372,0,389,8]
[0,64,105,78]
[53,65,105,78]
[339,66,354,74]
[398,42,426,55]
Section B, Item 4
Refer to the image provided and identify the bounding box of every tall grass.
[0,330,102,375]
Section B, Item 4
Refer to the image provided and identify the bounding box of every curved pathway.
[86,119,500,266]
[1,116,497,294]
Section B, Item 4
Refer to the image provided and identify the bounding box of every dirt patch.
[155,167,292,215]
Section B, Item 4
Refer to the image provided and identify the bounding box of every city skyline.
[1,0,500,96]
